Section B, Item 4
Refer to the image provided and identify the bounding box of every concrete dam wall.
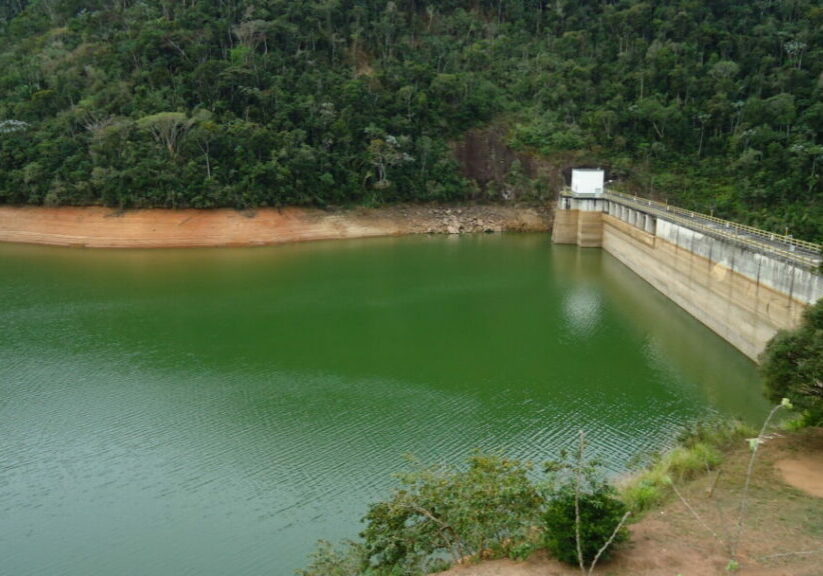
[553,192,823,362]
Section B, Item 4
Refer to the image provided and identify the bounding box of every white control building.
[570,169,605,195]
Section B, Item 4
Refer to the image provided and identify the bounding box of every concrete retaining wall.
[551,196,608,248]
[552,207,579,245]
[553,196,822,361]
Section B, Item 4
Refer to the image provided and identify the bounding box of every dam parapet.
[553,187,822,361]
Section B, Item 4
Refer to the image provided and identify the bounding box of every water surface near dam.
[0,234,768,575]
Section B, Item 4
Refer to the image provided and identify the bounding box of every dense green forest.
[1,0,822,240]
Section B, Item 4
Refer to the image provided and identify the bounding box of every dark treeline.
[1,1,821,239]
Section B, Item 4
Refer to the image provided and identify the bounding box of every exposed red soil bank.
[0,204,552,249]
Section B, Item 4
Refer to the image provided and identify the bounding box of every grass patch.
[665,443,723,481]
[620,420,753,514]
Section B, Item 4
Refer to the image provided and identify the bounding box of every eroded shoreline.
[0,204,552,249]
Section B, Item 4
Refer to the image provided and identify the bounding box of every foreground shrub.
[360,453,543,574]
[760,298,823,421]
[300,438,646,575]
[544,483,630,565]
[297,540,366,576]
[543,433,631,570]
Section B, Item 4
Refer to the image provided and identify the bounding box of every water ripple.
[0,236,767,576]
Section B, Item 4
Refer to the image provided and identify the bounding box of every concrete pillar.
[577,211,603,247]
[551,206,579,244]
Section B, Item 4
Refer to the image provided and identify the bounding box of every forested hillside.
[1,1,821,240]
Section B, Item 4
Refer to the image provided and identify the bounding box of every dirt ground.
[0,204,552,248]
[439,428,823,576]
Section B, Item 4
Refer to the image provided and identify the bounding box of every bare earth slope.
[0,205,551,248]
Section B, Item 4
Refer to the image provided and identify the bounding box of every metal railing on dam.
[601,190,823,270]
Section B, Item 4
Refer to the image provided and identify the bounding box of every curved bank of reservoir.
[0,204,551,248]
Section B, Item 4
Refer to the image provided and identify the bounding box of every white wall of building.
[571,169,605,195]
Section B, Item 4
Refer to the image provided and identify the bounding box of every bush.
[543,434,631,568]
[296,540,366,576]
[760,298,823,419]
[360,453,544,574]
[543,482,630,565]
[301,441,640,575]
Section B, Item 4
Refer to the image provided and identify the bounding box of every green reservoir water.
[0,234,767,575]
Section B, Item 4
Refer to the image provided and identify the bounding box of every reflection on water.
[0,235,768,576]
[563,287,602,338]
